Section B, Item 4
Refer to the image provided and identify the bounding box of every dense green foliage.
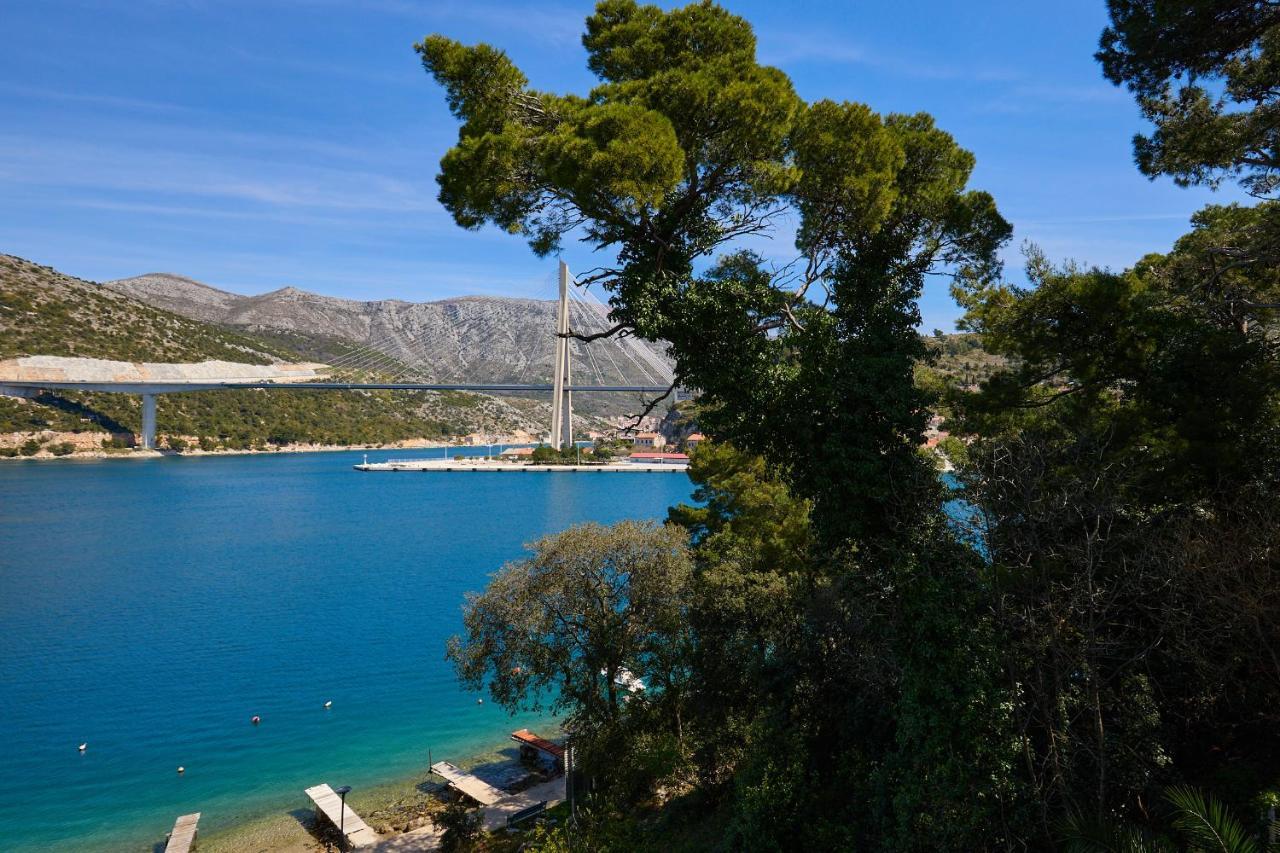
[528,444,592,463]
[952,203,1280,840]
[1098,1,1280,195]
[447,521,694,798]
[427,1,1016,848]
[431,2,1280,850]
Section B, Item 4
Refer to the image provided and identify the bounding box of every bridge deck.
[163,812,200,853]
[305,784,380,848]
[430,761,506,806]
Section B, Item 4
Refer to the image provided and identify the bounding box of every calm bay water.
[0,448,692,851]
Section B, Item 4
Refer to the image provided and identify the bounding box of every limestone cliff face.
[105,274,674,388]
[96,272,241,324]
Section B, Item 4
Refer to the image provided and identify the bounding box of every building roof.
[635,432,661,439]
[500,447,534,456]
[685,433,705,441]
[629,452,689,460]
[511,729,565,759]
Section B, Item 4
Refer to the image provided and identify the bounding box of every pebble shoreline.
[194,734,554,852]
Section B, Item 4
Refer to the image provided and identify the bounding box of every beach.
[194,734,559,852]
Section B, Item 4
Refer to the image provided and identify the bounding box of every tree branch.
[617,383,677,432]
[559,322,631,342]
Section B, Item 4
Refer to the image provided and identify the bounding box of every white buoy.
[324,700,332,709]
[78,743,87,752]
[177,766,185,774]
[477,698,483,704]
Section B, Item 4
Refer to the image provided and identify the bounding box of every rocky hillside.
[105,272,675,388]
[0,255,288,364]
[0,254,607,454]
[923,332,1009,387]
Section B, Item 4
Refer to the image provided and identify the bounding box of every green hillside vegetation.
[0,254,290,363]
[915,332,1009,420]
[0,389,468,449]
[0,254,549,449]
[923,331,1008,387]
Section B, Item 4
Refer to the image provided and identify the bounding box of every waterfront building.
[633,432,666,449]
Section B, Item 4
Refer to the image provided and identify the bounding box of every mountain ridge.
[0,253,599,452]
[104,271,676,393]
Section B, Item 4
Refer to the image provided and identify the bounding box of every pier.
[429,761,506,806]
[163,812,200,853]
[354,459,687,473]
[304,783,380,848]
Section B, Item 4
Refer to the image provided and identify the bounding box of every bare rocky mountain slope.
[105,272,675,389]
[0,254,610,453]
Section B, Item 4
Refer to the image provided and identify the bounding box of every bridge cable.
[568,274,674,385]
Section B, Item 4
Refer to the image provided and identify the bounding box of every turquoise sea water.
[0,448,692,851]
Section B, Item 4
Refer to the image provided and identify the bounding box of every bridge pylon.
[549,260,574,449]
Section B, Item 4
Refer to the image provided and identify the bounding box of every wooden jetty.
[304,783,380,848]
[430,761,506,806]
[163,812,200,853]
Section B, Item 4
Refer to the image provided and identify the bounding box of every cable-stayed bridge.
[0,262,677,450]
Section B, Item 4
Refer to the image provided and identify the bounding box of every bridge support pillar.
[550,260,572,449]
[140,393,157,450]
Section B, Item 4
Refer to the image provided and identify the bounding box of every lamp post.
[334,785,351,850]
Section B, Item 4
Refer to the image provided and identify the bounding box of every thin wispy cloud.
[759,30,1020,83]
[0,133,441,214]
[54,198,443,231]
[1017,212,1193,227]
[224,46,422,88]
[265,0,588,47]
[977,81,1129,115]
[0,82,196,114]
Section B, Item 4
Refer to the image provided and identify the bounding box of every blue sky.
[0,0,1244,330]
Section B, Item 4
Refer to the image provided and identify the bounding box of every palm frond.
[1164,785,1261,853]
[1059,808,1163,853]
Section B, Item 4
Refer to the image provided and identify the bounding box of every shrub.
[49,442,76,456]
[436,798,481,853]
[936,435,968,466]
[19,438,42,456]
